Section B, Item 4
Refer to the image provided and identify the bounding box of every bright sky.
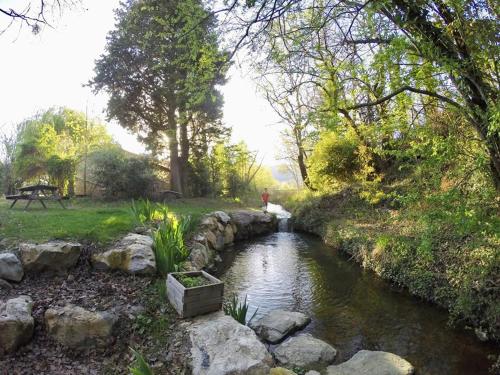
[0,0,284,164]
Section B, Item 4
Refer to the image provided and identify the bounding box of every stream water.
[219,205,498,375]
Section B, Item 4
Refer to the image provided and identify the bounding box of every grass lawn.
[0,197,250,245]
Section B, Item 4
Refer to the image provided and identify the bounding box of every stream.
[219,204,498,375]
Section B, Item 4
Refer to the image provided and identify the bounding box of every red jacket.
[261,192,270,203]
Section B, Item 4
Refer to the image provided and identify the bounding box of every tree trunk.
[179,115,190,196]
[167,105,182,194]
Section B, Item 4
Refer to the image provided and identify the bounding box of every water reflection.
[220,232,498,375]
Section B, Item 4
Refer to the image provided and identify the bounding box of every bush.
[90,148,156,199]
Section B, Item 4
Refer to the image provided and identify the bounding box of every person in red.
[261,188,270,211]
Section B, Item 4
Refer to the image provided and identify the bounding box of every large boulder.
[326,350,414,375]
[273,334,336,369]
[249,310,311,344]
[0,252,24,282]
[189,313,273,375]
[19,241,81,274]
[0,296,34,352]
[230,211,277,240]
[189,242,214,270]
[45,305,118,348]
[92,233,155,275]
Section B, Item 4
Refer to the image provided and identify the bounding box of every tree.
[91,0,228,195]
[258,69,318,189]
[225,0,500,190]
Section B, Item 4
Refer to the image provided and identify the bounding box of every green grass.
[0,197,247,245]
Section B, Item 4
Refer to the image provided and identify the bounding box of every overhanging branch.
[344,85,463,110]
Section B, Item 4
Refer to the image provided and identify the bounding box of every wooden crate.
[166,271,224,318]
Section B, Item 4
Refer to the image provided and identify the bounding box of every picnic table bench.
[6,184,66,209]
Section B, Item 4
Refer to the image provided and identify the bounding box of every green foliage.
[130,199,158,226]
[223,295,257,325]
[176,274,210,288]
[153,211,193,276]
[129,348,154,375]
[11,108,113,195]
[90,148,156,199]
[308,130,361,190]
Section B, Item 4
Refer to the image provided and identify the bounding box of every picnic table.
[6,184,66,209]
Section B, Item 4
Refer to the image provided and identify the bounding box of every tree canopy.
[91,0,229,195]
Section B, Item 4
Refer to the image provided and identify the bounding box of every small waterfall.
[266,203,292,232]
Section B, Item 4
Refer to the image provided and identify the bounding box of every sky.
[0,0,284,164]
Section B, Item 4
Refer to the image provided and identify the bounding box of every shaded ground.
[0,246,191,375]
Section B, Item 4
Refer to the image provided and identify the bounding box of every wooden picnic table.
[6,184,66,209]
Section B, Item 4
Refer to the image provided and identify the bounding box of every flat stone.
[212,211,231,224]
[205,230,217,249]
[189,313,273,375]
[325,350,414,375]
[305,371,321,375]
[0,252,24,282]
[249,310,311,343]
[45,305,118,348]
[274,334,337,369]
[19,241,81,274]
[92,233,155,275]
[0,296,34,352]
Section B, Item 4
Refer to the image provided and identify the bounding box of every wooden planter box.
[166,271,224,318]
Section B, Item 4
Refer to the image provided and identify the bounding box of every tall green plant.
[129,348,154,375]
[153,212,192,276]
[223,295,257,325]
[130,199,157,226]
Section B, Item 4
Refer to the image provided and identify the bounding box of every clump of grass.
[223,295,257,325]
[153,209,193,276]
[130,199,158,226]
[129,348,154,375]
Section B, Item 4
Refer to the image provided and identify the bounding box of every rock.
[92,233,155,275]
[249,310,311,344]
[325,350,414,375]
[19,241,81,274]
[217,222,225,232]
[305,371,321,375]
[0,252,24,282]
[274,334,336,369]
[189,242,214,270]
[134,226,151,235]
[215,233,225,251]
[200,216,219,231]
[45,305,118,348]
[474,327,488,342]
[230,211,277,240]
[0,278,13,290]
[205,230,217,250]
[223,225,234,245]
[189,313,273,375]
[270,368,297,375]
[0,296,34,352]
[213,211,231,225]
